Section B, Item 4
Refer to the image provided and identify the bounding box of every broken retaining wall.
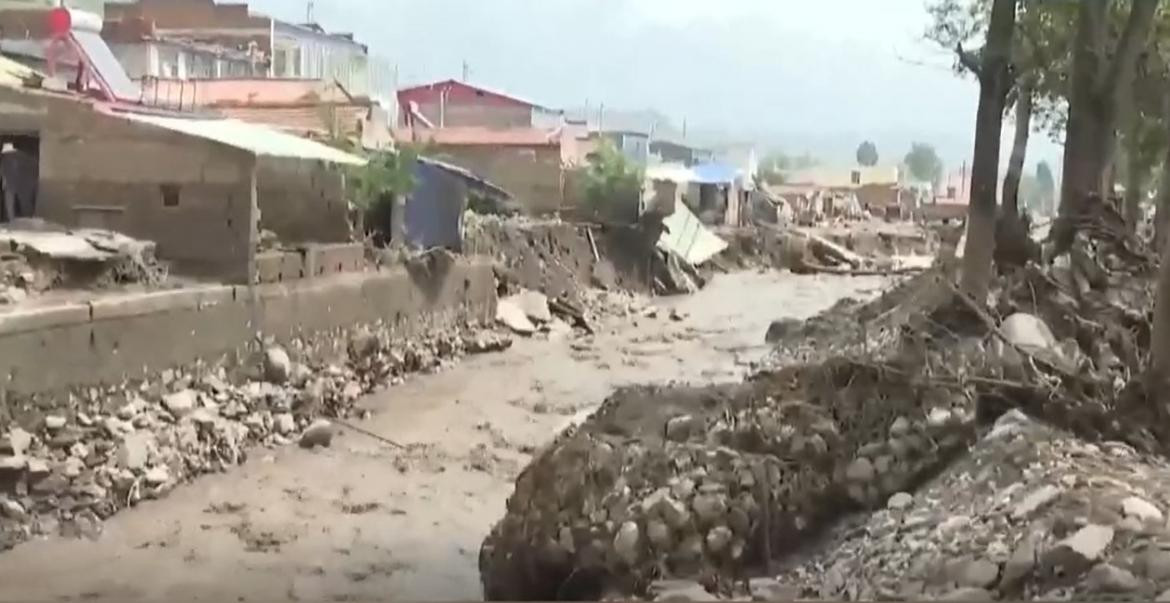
[0,257,495,400]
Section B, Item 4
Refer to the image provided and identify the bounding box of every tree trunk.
[1124,139,1148,233]
[995,87,1038,270]
[1054,0,1158,252]
[1157,97,1170,250]
[1002,88,1033,217]
[1149,192,1170,403]
[959,0,1016,301]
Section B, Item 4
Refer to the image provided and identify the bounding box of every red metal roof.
[397,126,561,147]
[396,79,548,111]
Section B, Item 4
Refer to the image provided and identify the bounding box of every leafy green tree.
[856,141,879,167]
[347,145,421,245]
[903,143,944,183]
[581,140,643,223]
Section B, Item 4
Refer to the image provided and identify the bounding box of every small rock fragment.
[887,492,913,510]
[1044,524,1114,576]
[959,559,1000,589]
[705,525,732,554]
[144,466,171,486]
[845,457,875,483]
[44,416,66,431]
[163,389,198,416]
[299,420,334,449]
[1084,563,1141,593]
[613,521,640,565]
[1122,496,1164,524]
[264,346,292,384]
[1012,485,1061,519]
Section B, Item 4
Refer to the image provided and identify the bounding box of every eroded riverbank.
[0,270,892,602]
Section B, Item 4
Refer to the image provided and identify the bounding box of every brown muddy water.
[0,270,894,602]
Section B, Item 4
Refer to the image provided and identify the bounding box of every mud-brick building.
[0,81,365,283]
[403,126,566,216]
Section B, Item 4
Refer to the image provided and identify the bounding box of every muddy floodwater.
[0,270,893,602]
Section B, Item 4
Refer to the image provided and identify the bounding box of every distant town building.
[102,0,389,101]
[397,79,563,129]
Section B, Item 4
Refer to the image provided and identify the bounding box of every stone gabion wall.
[479,361,978,600]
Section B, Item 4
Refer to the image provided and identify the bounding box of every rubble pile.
[761,409,1170,600]
[0,222,170,304]
[479,200,1170,601]
[0,319,512,552]
[463,214,650,303]
[478,359,979,600]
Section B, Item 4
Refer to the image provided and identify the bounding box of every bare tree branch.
[957,43,983,77]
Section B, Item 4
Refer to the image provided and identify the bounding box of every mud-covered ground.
[0,271,892,602]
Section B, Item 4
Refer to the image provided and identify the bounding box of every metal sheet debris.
[656,201,728,265]
[0,230,114,261]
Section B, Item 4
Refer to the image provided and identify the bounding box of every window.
[161,184,180,207]
[946,186,956,198]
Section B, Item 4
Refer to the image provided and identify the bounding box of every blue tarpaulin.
[689,162,739,185]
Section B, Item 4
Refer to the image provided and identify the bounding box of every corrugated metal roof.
[112,110,367,165]
[657,201,728,265]
[690,162,739,185]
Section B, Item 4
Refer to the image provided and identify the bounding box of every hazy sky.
[249,0,1063,177]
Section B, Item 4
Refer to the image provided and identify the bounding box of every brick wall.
[433,144,563,215]
[38,99,256,282]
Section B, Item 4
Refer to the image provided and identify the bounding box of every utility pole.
[461,61,469,82]
[306,0,315,23]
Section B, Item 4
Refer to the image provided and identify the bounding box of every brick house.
[397,79,562,130]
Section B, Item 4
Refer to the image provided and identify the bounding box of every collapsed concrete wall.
[38,100,256,283]
[0,257,495,400]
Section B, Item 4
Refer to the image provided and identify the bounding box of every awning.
[111,110,367,166]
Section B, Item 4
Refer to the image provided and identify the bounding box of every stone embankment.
[478,358,979,600]
[0,318,511,551]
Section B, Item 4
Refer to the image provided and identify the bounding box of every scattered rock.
[614,521,640,565]
[959,559,1000,589]
[845,457,875,483]
[649,580,717,602]
[43,416,66,431]
[6,428,31,457]
[1083,563,1142,594]
[1000,312,1058,353]
[1011,485,1061,519]
[665,415,697,442]
[264,346,292,384]
[275,413,296,436]
[144,466,171,486]
[496,299,536,335]
[939,587,993,601]
[1044,524,1114,576]
[887,492,913,510]
[299,420,334,449]
[1001,538,1037,587]
[1122,496,1164,524]
[163,389,198,417]
[511,289,552,323]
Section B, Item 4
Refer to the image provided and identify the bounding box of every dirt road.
[0,271,891,602]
